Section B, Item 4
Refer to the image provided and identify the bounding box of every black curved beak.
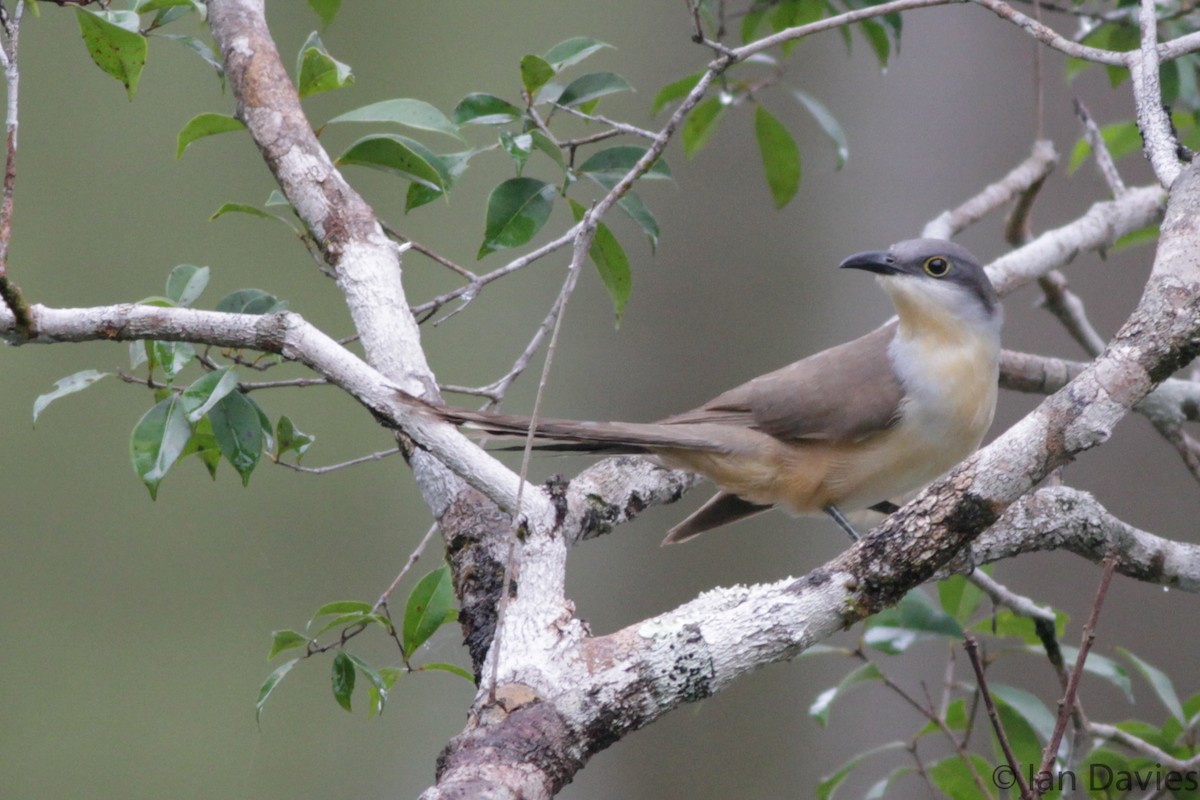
[839,250,898,275]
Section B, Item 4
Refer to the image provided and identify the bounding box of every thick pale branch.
[973,486,1200,591]
[987,184,1163,295]
[427,163,1200,798]
[429,480,1200,800]
[1129,0,1184,188]
[0,301,555,528]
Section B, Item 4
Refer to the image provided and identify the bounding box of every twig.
[441,288,570,404]
[1074,99,1127,197]
[1034,552,1119,795]
[374,522,441,613]
[0,1,27,336]
[1089,722,1200,773]
[964,634,1032,799]
[273,447,400,474]
[1128,0,1183,187]
[968,570,1056,625]
[238,377,328,391]
[1035,266,1200,487]
[865,652,997,800]
[551,103,658,141]
[382,223,478,283]
[1158,424,1200,487]
[1036,271,1107,356]
[488,218,592,698]
[410,222,583,319]
[733,0,957,62]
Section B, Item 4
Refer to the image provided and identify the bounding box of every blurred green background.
[3,3,1199,798]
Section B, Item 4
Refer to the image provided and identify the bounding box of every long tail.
[435,406,723,453]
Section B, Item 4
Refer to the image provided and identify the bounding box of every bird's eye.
[923,256,951,277]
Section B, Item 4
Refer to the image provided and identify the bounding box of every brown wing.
[659,322,904,442]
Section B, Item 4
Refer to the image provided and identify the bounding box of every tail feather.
[436,406,722,452]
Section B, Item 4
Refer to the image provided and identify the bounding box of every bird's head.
[839,238,1001,332]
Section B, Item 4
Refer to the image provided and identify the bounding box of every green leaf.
[754,105,801,209]
[326,98,462,140]
[33,370,109,423]
[569,199,632,324]
[307,0,341,26]
[130,395,193,499]
[311,612,388,639]
[405,148,475,212]
[808,661,882,726]
[528,130,566,173]
[937,574,984,625]
[816,741,907,800]
[337,134,447,191]
[791,89,848,169]
[210,203,279,223]
[255,658,298,725]
[741,7,768,44]
[682,97,725,158]
[403,564,455,656]
[452,93,521,126]
[215,288,287,314]
[331,651,355,712]
[1120,647,1186,723]
[918,698,970,737]
[858,19,891,68]
[477,177,556,259]
[973,607,1068,644]
[520,54,555,97]
[275,415,315,459]
[555,72,633,108]
[180,367,239,423]
[419,662,475,682]
[176,113,245,159]
[770,0,825,56]
[1068,119,1142,174]
[928,755,993,800]
[153,34,222,85]
[135,0,201,11]
[543,37,611,70]
[165,264,210,307]
[1049,646,1133,702]
[268,630,309,659]
[990,683,1056,743]
[862,767,915,800]
[296,31,353,98]
[1114,224,1159,252]
[75,8,147,100]
[208,390,264,485]
[994,699,1048,784]
[578,146,671,182]
[151,340,195,381]
[500,130,533,174]
[653,72,703,114]
[865,589,963,654]
[181,416,221,479]
[615,189,659,252]
[343,653,389,717]
[310,600,374,623]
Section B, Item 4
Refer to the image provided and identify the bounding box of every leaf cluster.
[256,564,469,723]
[811,575,1200,799]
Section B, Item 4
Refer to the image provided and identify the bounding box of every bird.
[433,238,1002,545]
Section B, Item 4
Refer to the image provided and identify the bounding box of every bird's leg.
[822,504,862,541]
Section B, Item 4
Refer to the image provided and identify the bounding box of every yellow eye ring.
[923,256,951,277]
